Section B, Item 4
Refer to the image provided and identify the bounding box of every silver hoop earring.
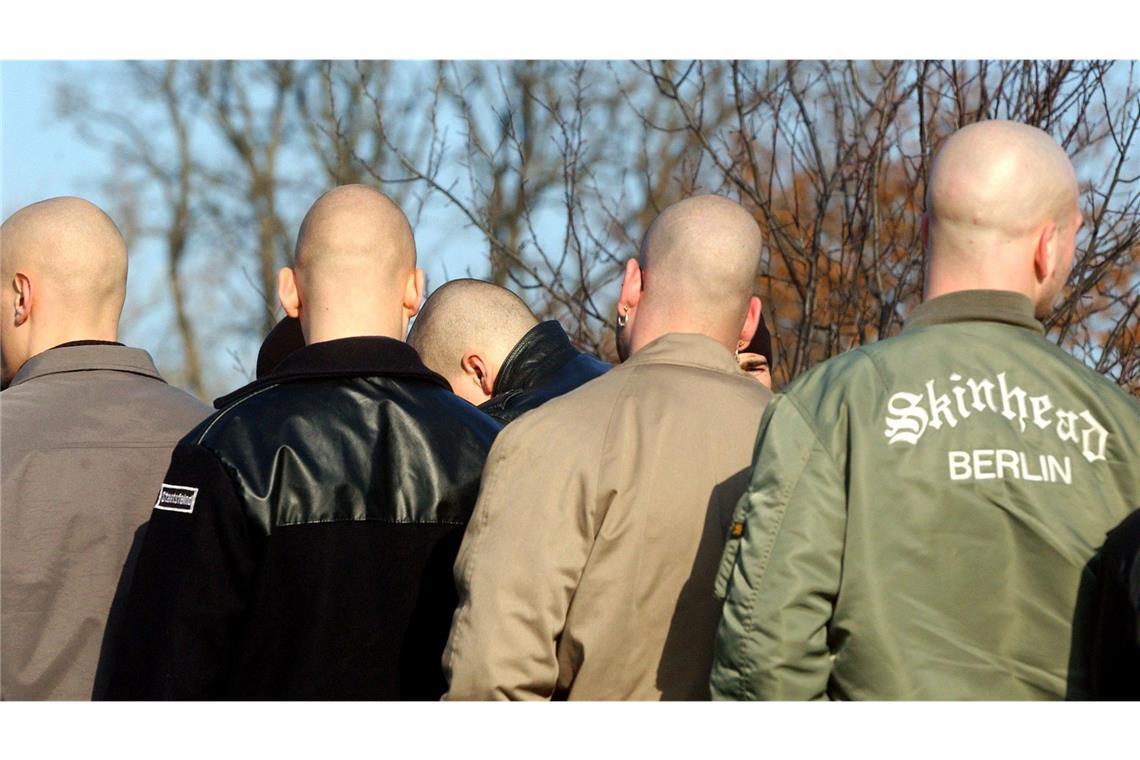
[616,310,628,328]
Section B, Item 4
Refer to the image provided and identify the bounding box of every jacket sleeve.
[99,441,258,699]
[710,393,848,700]
[442,421,596,700]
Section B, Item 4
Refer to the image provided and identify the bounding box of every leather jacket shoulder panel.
[196,376,500,532]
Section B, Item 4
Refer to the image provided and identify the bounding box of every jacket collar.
[904,290,1045,335]
[6,344,164,390]
[493,320,578,396]
[214,335,450,409]
[621,332,740,375]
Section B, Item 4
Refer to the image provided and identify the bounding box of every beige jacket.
[443,333,770,700]
[1,344,209,700]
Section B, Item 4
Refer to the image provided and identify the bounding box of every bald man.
[712,120,1140,700]
[0,197,209,700]
[443,194,771,700]
[101,185,499,700]
[408,279,609,423]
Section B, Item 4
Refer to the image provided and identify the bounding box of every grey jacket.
[1,344,209,700]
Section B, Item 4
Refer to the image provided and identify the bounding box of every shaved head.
[640,194,762,319]
[1,196,127,316]
[281,184,424,344]
[1,196,128,385]
[616,194,763,359]
[925,120,1082,316]
[407,279,538,405]
[293,184,415,280]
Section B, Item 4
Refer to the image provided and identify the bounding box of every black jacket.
[1076,508,1140,700]
[100,337,500,700]
[478,320,610,424]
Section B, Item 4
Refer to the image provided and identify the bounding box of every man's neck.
[30,326,119,358]
[301,319,404,345]
[628,314,735,358]
[923,277,1035,305]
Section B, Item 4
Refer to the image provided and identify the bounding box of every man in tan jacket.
[1,197,209,699]
[443,194,771,700]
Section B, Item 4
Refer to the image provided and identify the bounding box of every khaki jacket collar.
[622,332,741,375]
[904,289,1045,335]
[7,344,165,389]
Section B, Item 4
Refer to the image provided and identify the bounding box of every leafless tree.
[60,59,1139,398]
[56,61,208,396]
[627,60,1139,391]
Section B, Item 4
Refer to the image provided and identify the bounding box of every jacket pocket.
[714,501,751,600]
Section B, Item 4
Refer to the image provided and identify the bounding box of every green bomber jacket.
[711,289,1140,700]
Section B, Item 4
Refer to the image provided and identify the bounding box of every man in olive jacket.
[1,198,209,700]
[444,195,771,700]
[711,120,1140,700]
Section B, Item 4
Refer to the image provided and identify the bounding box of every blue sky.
[2,62,112,215]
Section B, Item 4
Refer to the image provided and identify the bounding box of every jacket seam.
[782,348,882,476]
[9,366,166,385]
[194,384,280,444]
[273,515,470,528]
[6,442,194,451]
[622,357,741,377]
[781,392,844,477]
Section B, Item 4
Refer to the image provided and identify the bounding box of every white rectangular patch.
[154,483,199,514]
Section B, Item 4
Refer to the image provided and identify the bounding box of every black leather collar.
[492,320,578,396]
[214,336,450,409]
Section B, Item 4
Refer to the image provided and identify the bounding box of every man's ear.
[617,258,643,320]
[737,295,761,349]
[461,352,495,397]
[278,267,301,318]
[1034,221,1058,284]
[404,268,426,319]
[13,272,32,327]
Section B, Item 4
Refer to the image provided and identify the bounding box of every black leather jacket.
[101,337,500,700]
[479,320,610,424]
